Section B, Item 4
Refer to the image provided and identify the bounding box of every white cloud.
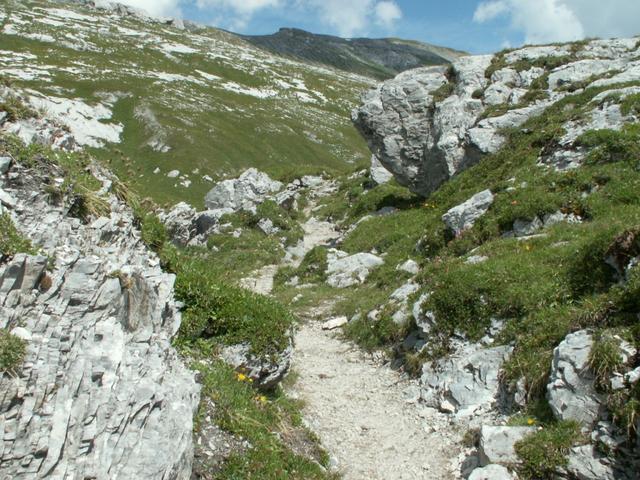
[116,0,182,17]
[473,0,640,45]
[302,0,402,37]
[120,0,404,36]
[375,1,403,29]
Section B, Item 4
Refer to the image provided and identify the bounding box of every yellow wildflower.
[257,395,268,404]
[236,373,247,382]
[527,418,535,425]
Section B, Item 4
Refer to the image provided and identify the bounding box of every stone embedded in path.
[322,316,349,330]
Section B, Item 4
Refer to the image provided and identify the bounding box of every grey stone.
[420,344,513,415]
[10,327,32,342]
[442,190,494,236]
[390,282,420,303]
[0,187,17,209]
[469,464,515,480]
[370,155,393,185]
[478,426,535,466]
[0,156,11,174]
[325,249,384,288]
[322,317,348,330]
[257,218,280,236]
[466,255,488,265]
[564,445,616,480]
[547,330,602,428]
[221,343,292,391]
[204,168,282,212]
[513,216,544,237]
[0,158,200,479]
[167,169,180,178]
[397,259,419,275]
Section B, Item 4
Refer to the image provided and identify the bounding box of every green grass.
[0,212,34,258]
[514,421,582,479]
[192,359,336,480]
[0,329,27,373]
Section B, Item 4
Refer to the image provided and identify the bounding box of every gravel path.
[240,206,462,478]
[289,318,461,480]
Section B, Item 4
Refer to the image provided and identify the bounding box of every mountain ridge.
[241,27,466,80]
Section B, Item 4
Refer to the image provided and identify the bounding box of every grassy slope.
[0,0,372,208]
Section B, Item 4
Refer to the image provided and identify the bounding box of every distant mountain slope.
[241,28,466,80]
[0,0,377,207]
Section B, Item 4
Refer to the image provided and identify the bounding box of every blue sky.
[123,0,640,54]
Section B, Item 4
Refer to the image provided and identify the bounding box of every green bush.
[0,329,26,373]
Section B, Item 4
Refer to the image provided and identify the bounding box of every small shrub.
[471,88,484,100]
[589,333,623,390]
[431,81,455,103]
[0,94,37,122]
[515,421,581,480]
[577,127,640,165]
[0,213,34,258]
[0,329,26,373]
[140,213,168,251]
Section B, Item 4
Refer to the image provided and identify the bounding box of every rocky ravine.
[0,123,199,476]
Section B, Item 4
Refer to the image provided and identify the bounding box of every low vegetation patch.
[514,421,582,480]
[0,213,34,258]
[193,360,335,479]
[0,329,27,373]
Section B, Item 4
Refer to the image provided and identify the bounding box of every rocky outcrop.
[204,168,283,212]
[547,330,601,428]
[0,159,199,478]
[420,343,512,416]
[353,37,640,196]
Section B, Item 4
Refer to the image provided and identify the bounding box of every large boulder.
[563,445,616,480]
[547,330,602,428]
[204,168,282,212]
[352,58,490,197]
[420,343,512,415]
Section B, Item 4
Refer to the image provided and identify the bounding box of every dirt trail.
[240,196,462,479]
[290,316,460,480]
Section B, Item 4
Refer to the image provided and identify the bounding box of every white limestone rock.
[442,189,494,236]
[325,249,384,288]
[204,168,283,212]
[547,330,602,429]
[478,426,535,466]
[469,464,515,480]
[370,154,393,185]
[420,343,513,416]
